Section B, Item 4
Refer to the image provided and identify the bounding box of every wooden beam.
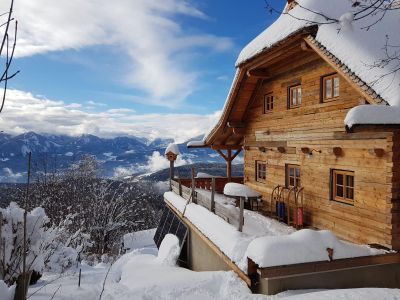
[300,40,312,51]
[231,149,242,161]
[211,145,242,151]
[242,78,264,123]
[232,127,246,135]
[227,122,245,128]
[216,149,228,161]
[244,33,313,70]
[246,68,270,78]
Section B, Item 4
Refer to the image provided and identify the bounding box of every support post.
[227,149,232,182]
[238,197,244,232]
[169,160,174,191]
[216,148,242,183]
[211,177,215,212]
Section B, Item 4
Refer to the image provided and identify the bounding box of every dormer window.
[323,74,340,100]
[289,85,301,108]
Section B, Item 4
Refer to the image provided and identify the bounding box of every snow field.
[23,228,400,299]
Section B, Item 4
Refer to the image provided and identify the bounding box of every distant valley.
[0,132,241,182]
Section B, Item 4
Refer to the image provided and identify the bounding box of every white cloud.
[4,0,233,107]
[146,151,192,173]
[106,108,136,115]
[113,165,139,179]
[86,101,107,107]
[0,89,220,143]
[1,168,24,182]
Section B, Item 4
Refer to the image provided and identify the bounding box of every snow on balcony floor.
[195,188,294,237]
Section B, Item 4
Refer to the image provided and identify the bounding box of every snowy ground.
[24,229,400,300]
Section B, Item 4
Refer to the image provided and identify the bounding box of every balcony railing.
[170,176,244,230]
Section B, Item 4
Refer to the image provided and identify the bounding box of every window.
[286,164,300,187]
[289,85,302,108]
[332,170,354,205]
[323,74,340,100]
[264,93,274,113]
[256,161,267,182]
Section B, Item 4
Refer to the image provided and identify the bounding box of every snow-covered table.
[223,183,262,231]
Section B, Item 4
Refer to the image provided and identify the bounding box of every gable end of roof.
[305,35,388,106]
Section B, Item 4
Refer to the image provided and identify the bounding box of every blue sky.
[1,0,286,141]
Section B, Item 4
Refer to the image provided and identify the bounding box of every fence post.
[14,271,32,300]
[211,177,215,213]
[78,268,82,287]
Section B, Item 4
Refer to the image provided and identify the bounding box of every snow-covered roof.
[195,172,214,179]
[223,183,261,198]
[237,0,400,106]
[187,140,205,148]
[165,143,180,155]
[345,105,400,129]
[246,229,385,268]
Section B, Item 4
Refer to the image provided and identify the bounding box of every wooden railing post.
[239,197,244,232]
[178,178,182,196]
[211,177,216,213]
[191,167,196,204]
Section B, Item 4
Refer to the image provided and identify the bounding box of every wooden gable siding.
[242,53,396,249]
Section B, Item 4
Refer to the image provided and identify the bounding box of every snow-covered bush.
[0,203,80,285]
[0,280,15,300]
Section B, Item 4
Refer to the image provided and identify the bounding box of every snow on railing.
[170,177,244,230]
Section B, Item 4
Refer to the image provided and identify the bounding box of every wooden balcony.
[171,177,254,231]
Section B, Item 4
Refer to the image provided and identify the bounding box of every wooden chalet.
[187,3,400,251]
[161,0,400,294]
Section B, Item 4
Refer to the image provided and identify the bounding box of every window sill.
[330,198,354,206]
[322,96,340,103]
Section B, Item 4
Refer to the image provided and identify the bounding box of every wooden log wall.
[390,130,400,250]
[243,55,397,249]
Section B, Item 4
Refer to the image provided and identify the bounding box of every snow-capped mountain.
[0,132,227,182]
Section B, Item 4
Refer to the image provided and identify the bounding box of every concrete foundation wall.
[257,263,400,295]
[186,224,232,272]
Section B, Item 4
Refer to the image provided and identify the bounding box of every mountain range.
[0,132,236,182]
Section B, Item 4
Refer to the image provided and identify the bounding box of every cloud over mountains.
[0,89,220,142]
